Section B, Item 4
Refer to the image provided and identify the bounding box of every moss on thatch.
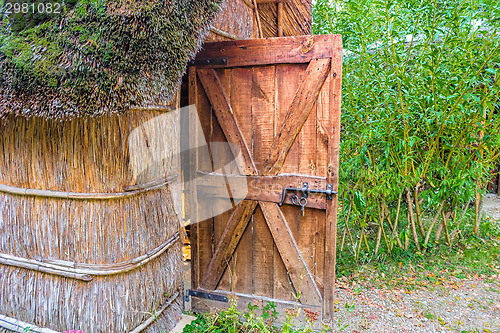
[0,0,222,118]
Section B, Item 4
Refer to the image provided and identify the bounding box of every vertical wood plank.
[212,68,236,291]
[226,67,254,294]
[314,74,331,295]
[297,84,319,290]
[273,63,302,301]
[251,66,276,297]
[324,35,343,320]
[192,66,215,291]
[188,66,200,291]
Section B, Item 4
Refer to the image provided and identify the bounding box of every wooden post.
[277,2,284,37]
[323,35,343,321]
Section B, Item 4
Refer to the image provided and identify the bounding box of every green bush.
[313,0,500,257]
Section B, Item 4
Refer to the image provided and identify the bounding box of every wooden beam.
[260,201,322,305]
[195,35,338,68]
[257,0,288,2]
[263,58,331,175]
[197,69,257,176]
[323,34,343,321]
[196,172,330,210]
[200,200,259,289]
[277,2,284,37]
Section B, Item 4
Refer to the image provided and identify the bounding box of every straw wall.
[207,0,256,41]
[258,0,312,37]
[0,108,182,332]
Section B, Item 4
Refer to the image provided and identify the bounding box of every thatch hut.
[0,0,222,332]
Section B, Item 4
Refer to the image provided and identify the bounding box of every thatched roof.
[0,0,223,119]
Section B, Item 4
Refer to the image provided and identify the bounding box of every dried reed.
[0,109,182,332]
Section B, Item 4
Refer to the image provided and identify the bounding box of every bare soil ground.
[333,276,500,332]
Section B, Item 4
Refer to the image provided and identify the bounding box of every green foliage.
[313,0,500,258]
[0,0,222,118]
[337,217,500,283]
[182,297,330,333]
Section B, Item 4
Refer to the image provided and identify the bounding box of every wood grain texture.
[194,35,337,68]
[201,200,258,289]
[323,35,343,320]
[197,69,257,176]
[189,66,214,291]
[263,58,331,175]
[273,63,302,301]
[210,68,237,292]
[251,66,276,297]
[260,201,322,305]
[196,172,330,210]
[225,67,254,294]
[190,35,343,322]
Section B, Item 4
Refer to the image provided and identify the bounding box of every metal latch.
[184,289,228,303]
[278,182,337,214]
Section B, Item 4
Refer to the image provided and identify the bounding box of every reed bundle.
[0,109,183,332]
[208,0,255,41]
[258,0,311,37]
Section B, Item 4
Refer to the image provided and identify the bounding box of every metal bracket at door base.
[185,289,228,303]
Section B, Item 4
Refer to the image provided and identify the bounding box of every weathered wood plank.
[197,68,257,176]
[211,68,237,292]
[196,172,330,210]
[323,35,343,321]
[273,63,302,301]
[200,200,259,289]
[251,65,276,297]
[189,66,213,290]
[226,67,254,294]
[194,35,337,68]
[260,201,322,305]
[297,77,319,284]
[263,58,331,175]
[314,73,331,295]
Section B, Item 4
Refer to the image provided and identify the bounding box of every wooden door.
[187,35,342,321]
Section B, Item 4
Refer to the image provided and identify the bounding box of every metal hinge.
[184,289,228,303]
[188,58,228,66]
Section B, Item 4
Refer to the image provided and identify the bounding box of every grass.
[336,218,500,290]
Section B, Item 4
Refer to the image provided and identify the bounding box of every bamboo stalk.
[129,291,180,333]
[406,190,421,251]
[441,211,451,245]
[423,200,445,248]
[210,27,241,40]
[252,0,264,38]
[0,233,180,281]
[414,188,426,238]
[0,175,177,200]
[0,314,60,333]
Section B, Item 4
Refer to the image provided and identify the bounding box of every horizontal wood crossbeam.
[195,35,338,68]
[196,172,329,210]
